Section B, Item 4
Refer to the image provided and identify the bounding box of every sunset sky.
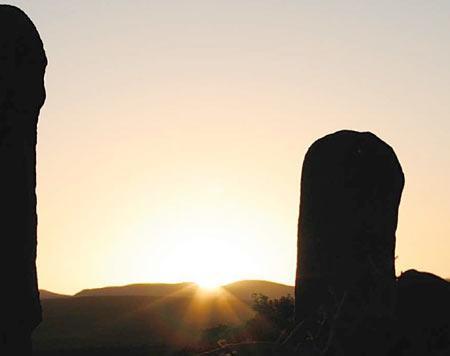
[9,1,450,294]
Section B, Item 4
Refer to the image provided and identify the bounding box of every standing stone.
[0,5,47,354]
[294,130,404,355]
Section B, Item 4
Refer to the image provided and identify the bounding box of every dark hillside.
[33,294,253,354]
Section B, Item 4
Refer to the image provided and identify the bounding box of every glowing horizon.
[7,1,450,295]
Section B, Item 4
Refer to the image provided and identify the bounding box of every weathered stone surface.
[294,130,404,354]
[0,5,46,354]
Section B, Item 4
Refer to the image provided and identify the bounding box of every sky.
[7,1,450,294]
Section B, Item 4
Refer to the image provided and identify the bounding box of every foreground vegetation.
[200,293,294,350]
[33,292,294,355]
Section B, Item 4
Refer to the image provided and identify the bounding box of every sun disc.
[196,277,221,290]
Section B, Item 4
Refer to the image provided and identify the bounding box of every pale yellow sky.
[8,1,450,294]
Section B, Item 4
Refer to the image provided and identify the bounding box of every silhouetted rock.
[294,130,404,355]
[391,269,450,356]
[0,5,46,354]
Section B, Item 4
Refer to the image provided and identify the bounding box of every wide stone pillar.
[0,5,47,354]
[295,130,404,355]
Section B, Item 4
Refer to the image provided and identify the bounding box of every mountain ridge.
[39,289,70,299]
[40,280,295,300]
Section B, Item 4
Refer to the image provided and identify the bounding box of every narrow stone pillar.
[0,5,47,354]
[295,130,404,354]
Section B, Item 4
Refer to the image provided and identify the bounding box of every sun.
[196,277,222,290]
[192,261,230,291]
[153,209,257,290]
[164,234,246,290]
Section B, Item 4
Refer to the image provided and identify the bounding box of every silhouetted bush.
[200,293,294,350]
[251,293,295,332]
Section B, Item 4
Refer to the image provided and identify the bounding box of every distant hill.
[39,289,70,299]
[222,280,294,301]
[73,280,294,301]
[75,282,198,298]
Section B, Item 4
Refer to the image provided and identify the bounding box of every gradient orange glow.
[8,1,450,294]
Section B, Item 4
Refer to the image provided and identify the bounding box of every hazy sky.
[8,1,450,294]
